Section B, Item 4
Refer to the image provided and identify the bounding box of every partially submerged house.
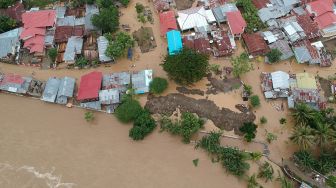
[99,88,120,105]
[131,70,153,94]
[267,40,294,61]
[56,76,76,104]
[177,7,215,33]
[102,72,130,91]
[63,36,83,64]
[54,26,84,43]
[20,10,56,54]
[0,28,22,61]
[41,77,61,103]
[77,71,102,102]
[0,73,32,94]
[211,30,234,56]
[183,33,212,55]
[282,21,306,43]
[226,11,246,38]
[261,71,290,99]
[296,14,320,39]
[242,33,270,56]
[258,0,297,26]
[97,36,113,63]
[159,11,178,36]
[211,3,238,23]
[166,30,183,55]
[153,0,174,12]
[293,40,331,66]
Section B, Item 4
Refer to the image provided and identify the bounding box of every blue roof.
[166,30,182,55]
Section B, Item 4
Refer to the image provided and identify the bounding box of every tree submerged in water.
[84,111,94,122]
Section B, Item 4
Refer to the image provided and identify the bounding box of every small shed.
[166,30,183,55]
[41,78,61,103]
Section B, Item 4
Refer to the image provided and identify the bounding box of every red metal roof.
[0,73,24,85]
[252,0,270,9]
[296,14,320,39]
[226,11,246,35]
[22,10,56,28]
[242,33,270,56]
[159,11,178,36]
[307,0,333,16]
[77,71,103,101]
[315,12,336,29]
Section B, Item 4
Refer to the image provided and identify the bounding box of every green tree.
[239,122,257,142]
[314,152,336,175]
[0,0,15,8]
[243,84,253,95]
[279,118,287,125]
[106,32,134,59]
[249,152,262,161]
[119,0,130,6]
[96,0,113,8]
[0,15,16,33]
[293,150,316,169]
[149,77,168,94]
[195,131,222,154]
[266,132,277,143]
[247,174,261,188]
[115,97,143,123]
[250,95,260,107]
[48,48,57,62]
[84,111,94,122]
[313,123,336,148]
[231,53,252,78]
[135,3,144,13]
[266,49,282,63]
[91,6,119,33]
[75,57,88,68]
[260,116,267,124]
[129,111,156,140]
[292,103,318,126]
[219,147,250,177]
[290,125,314,150]
[162,48,209,85]
[326,175,336,188]
[258,161,274,182]
[236,0,265,32]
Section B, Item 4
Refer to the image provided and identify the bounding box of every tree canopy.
[115,96,143,123]
[0,15,16,34]
[105,32,134,59]
[91,6,119,33]
[239,122,257,142]
[162,48,209,85]
[231,52,252,78]
[236,0,265,32]
[129,110,156,140]
[266,49,282,63]
[0,0,15,8]
[250,95,260,107]
[149,77,168,94]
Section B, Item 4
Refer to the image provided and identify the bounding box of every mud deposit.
[176,86,205,96]
[145,93,255,134]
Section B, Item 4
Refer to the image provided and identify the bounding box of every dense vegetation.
[0,0,15,8]
[257,161,274,182]
[0,15,16,34]
[266,49,282,63]
[149,77,168,94]
[196,132,250,177]
[162,48,209,85]
[115,95,143,123]
[129,110,156,140]
[289,103,336,175]
[250,95,260,107]
[91,5,119,33]
[239,122,257,142]
[236,0,265,32]
[105,32,134,59]
[160,113,204,143]
[231,53,252,78]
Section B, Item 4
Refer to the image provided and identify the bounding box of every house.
[311,41,332,67]
[97,36,113,63]
[211,31,234,56]
[77,71,103,101]
[183,33,212,55]
[293,40,327,66]
[257,0,294,26]
[54,26,84,43]
[261,71,290,99]
[211,3,238,23]
[226,11,246,37]
[296,14,320,39]
[63,36,83,64]
[306,0,336,37]
[56,6,66,19]
[242,33,270,56]
[166,30,183,55]
[85,4,100,34]
[0,28,22,60]
[177,7,214,33]
[41,77,61,103]
[102,72,131,91]
[20,10,56,54]
[283,21,306,42]
[131,70,153,94]
[99,89,120,105]
[267,40,294,61]
[0,2,25,23]
[56,77,76,104]
[296,73,317,89]
[159,11,178,36]
[0,73,32,94]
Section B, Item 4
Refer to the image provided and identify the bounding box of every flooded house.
[131,70,153,94]
[0,73,32,94]
[0,28,22,62]
[77,71,103,110]
[63,36,83,64]
[97,36,113,63]
[56,76,76,104]
[261,71,290,99]
[41,77,61,103]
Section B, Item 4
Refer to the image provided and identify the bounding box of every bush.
[135,3,145,13]
[75,57,88,68]
[149,77,168,94]
[279,118,287,124]
[48,48,57,62]
[239,122,257,142]
[260,116,267,124]
[129,111,156,140]
[250,95,260,107]
[119,0,130,6]
[231,53,252,78]
[84,111,94,122]
[243,84,253,95]
[266,49,282,63]
[0,0,15,8]
[115,97,143,123]
[106,32,134,59]
[266,132,277,143]
[257,161,274,182]
[162,48,209,85]
[0,15,16,33]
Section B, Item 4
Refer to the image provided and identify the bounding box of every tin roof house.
[242,33,270,56]
[97,36,113,63]
[159,11,178,36]
[102,72,131,91]
[177,7,215,33]
[282,21,306,43]
[226,10,246,37]
[56,77,76,104]
[63,36,83,64]
[131,70,153,94]
[77,71,102,101]
[99,89,120,105]
[211,3,238,23]
[0,73,32,94]
[41,77,61,103]
[85,4,100,34]
[261,71,290,99]
[267,40,294,61]
[166,30,183,55]
[0,28,22,60]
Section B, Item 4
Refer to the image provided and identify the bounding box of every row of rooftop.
[0,69,153,113]
[157,0,334,66]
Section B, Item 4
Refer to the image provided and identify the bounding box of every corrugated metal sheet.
[0,28,22,58]
[63,36,83,62]
[41,78,61,103]
[97,36,112,62]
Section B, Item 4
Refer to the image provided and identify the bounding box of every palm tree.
[277,171,294,188]
[290,125,314,150]
[258,161,274,182]
[247,174,261,188]
[314,123,336,148]
[291,103,317,126]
